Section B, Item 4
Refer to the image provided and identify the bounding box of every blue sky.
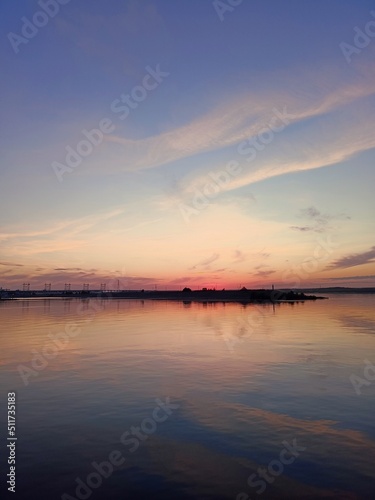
[1,0,375,289]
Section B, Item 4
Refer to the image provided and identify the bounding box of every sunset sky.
[1,0,375,290]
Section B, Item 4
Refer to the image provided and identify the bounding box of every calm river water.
[0,295,374,499]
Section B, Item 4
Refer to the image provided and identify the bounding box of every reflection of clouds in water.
[167,314,250,355]
[182,401,375,481]
[145,435,330,499]
[197,306,272,352]
[143,404,374,499]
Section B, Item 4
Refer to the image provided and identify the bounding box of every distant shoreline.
[1,287,374,304]
[300,287,375,294]
[0,288,331,304]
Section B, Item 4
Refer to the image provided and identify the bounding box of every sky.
[1,0,375,290]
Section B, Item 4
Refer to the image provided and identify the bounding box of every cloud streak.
[328,246,375,270]
[0,208,126,256]
[0,261,24,267]
[254,269,276,278]
[103,65,375,182]
[189,253,220,271]
[290,206,350,233]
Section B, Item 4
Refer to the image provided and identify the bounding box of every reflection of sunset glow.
[1,295,374,498]
[1,296,374,378]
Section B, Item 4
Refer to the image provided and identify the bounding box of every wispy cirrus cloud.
[0,208,126,256]
[251,263,276,279]
[168,276,201,285]
[189,253,220,271]
[54,267,91,272]
[0,261,24,267]
[290,226,312,233]
[327,275,375,282]
[328,246,375,270]
[254,269,276,278]
[253,251,270,260]
[290,206,350,233]
[102,64,375,180]
[232,250,246,263]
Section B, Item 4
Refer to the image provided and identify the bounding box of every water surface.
[0,295,374,499]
